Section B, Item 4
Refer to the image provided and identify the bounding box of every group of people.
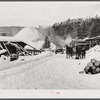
[75,45,86,59]
[65,44,86,59]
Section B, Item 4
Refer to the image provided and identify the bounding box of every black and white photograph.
[0,1,100,91]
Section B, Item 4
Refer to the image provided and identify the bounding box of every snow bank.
[0,51,53,73]
[18,51,53,62]
[86,45,100,57]
[81,45,100,67]
[0,56,10,67]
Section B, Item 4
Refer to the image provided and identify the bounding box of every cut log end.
[94,61,100,67]
[91,59,96,63]
[87,62,93,67]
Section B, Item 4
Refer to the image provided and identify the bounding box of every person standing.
[69,44,73,59]
[75,45,78,59]
[65,45,70,59]
[75,45,81,59]
[65,45,68,58]
[81,46,86,59]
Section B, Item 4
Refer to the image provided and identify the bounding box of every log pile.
[84,59,100,74]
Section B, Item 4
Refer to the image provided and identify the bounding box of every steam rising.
[38,27,73,49]
[64,34,72,46]
[49,34,72,49]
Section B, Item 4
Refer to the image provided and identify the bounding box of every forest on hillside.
[52,15,100,39]
[38,15,100,40]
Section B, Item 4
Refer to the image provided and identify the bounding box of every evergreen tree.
[43,36,50,49]
[39,15,100,40]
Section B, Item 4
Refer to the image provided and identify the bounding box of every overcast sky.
[0,2,100,27]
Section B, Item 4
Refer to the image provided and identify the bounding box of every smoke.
[53,36,65,48]
[51,34,73,48]
[49,34,73,48]
[38,26,73,49]
[64,34,73,46]
[47,29,65,49]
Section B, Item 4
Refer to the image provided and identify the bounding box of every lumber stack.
[84,59,100,74]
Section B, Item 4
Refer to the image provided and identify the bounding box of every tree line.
[52,15,100,39]
[38,15,100,48]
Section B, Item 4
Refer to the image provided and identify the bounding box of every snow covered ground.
[0,46,100,89]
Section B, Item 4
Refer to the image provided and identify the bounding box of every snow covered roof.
[25,41,45,50]
[82,45,100,66]
[83,37,89,41]
[71,39,88,43]
[0,36,36,50]
[84,36,100,41]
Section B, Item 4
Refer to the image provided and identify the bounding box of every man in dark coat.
[65,45,69,58]
[81,46,86,59]
[75,45,81,59]
[69,45,73,58]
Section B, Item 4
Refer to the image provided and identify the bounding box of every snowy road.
[0,53,100,89]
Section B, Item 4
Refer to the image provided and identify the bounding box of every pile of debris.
[84,59,100,75]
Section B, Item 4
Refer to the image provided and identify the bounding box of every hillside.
[52,15,100,39]
[0,26,24,36]
[36,16,100,48]
[0,16,100,48]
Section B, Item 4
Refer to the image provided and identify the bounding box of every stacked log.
[84,59,100,75]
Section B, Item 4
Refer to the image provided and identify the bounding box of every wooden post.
[15,42,25,56]
[16,43,31,56]
[3,42,11,56]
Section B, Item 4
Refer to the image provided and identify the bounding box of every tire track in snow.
[0,54,63,80]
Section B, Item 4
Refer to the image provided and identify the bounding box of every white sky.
[0,2,100,27]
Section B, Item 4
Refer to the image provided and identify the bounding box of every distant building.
[0,33,7,36]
